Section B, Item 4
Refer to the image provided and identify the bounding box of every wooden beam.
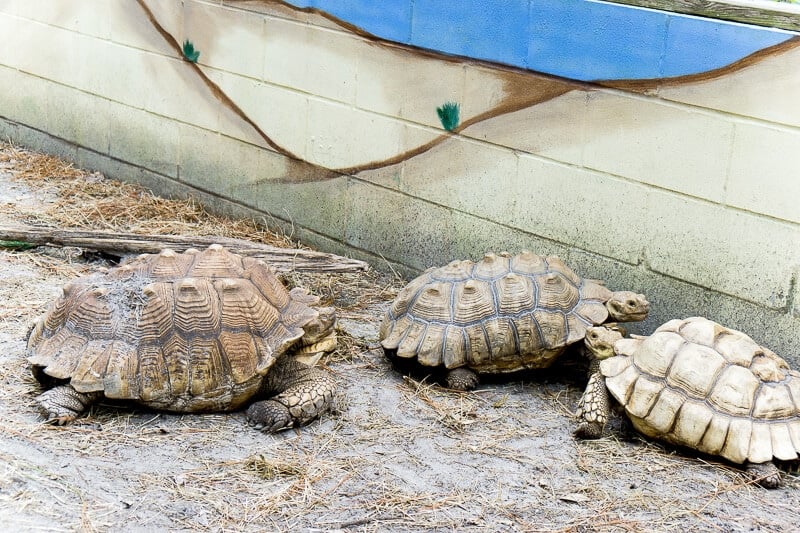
[0,225,370,273]
[604,0,800,32]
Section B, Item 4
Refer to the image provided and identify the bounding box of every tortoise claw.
[45,414,78,426]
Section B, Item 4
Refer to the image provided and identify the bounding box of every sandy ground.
[1,143,799,532]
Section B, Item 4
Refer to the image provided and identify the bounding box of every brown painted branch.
[0,225,369,273]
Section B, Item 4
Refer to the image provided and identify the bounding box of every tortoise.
[379,251,649,390]
[26,244,338,433]
[575,316,800,488]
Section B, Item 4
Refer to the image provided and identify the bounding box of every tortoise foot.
[745,462,782,489]
[574,421,604,439]
[35,386,98,425]
[246,400,294,433]
[445,368,479,391]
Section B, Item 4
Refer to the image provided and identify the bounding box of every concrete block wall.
[0,0,798,358]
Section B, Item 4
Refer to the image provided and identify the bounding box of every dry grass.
[0,142,295,247]
[1,142,799,532]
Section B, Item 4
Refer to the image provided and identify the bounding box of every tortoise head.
[584,326,625,360]
[605,291,649,322]
[300,306,337,344]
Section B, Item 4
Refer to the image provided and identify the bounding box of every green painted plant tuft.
[436,102,460,132]
[182,40,200,63]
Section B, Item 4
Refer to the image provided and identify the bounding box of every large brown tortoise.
[379,251,649,389]
[575,317,800,488]
[26,244,338,432]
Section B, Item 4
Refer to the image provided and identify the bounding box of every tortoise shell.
[600,317,800,464]
[27,245,326,412]
[379,251,617,373]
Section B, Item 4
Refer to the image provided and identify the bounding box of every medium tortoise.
[26,244,338,433]
[379,251,649,389]
[575,316,800,488]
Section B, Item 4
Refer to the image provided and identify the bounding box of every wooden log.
[0,225,369,273]
[604,0,800,32]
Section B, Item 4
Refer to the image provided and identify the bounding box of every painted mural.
[283,0,795,80]
[134,0,800,178]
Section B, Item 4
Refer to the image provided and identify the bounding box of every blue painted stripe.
[284,0,795,82]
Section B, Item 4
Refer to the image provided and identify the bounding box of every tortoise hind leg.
[445,368,479,391]
[745,461,782,489]
[35,385,101,425]
[246,357,337,433]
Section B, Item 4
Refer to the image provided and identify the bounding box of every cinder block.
[0,12,13,60]
[107,104,179,178]
[447,210,571,264]
[565,247,800,361]
[184,1,266,79]
[249,175,352,243]
[14,126,77,163]
[355,43,466,129]
[0,117,19,141]
[144,56,221,134]
[178,123,289,193]
[15,1,178,56]
[464,88,587,165]
[644,190,800,309]
[7,18,81,87]
[262,17,358,105]
[397,134,519,223]
[0,67,49,132]
[305,0,413,44]
[344,180,457,271]
[178,121,351,241]
[582,91,733,203]
[76,147,185,200]
[794,271,800,318]
[136,0,184,54]
[411,0,529,68]
[46,83,110,154]
[206,69,309,158]
[513,155,648,265]
[305,98,406,170]
[727,122,800,224]
[657,45,800,129]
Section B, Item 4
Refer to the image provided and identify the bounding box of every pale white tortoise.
[26,244,338,432]
[575,316,800,488]
[380,251,649,389]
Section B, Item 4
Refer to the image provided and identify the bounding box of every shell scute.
[708,365,759,416]
[671,400,714,448]
[632,331,684,379]
[665,343,725,398]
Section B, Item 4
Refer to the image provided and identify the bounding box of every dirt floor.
[1,142,799,532]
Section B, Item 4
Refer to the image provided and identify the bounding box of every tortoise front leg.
[35,385,101,425]
[246,357,337,433]
[745,461,782,489]
[574,366,610,439]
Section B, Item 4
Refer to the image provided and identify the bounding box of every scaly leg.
[246,357,337,432]
[745,461,782,489]
[35,385,101,425]
[574,366,610,439]
[445,367,479,391]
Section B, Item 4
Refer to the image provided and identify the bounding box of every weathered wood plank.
[0,225,370,273]
[605,0,800,32]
